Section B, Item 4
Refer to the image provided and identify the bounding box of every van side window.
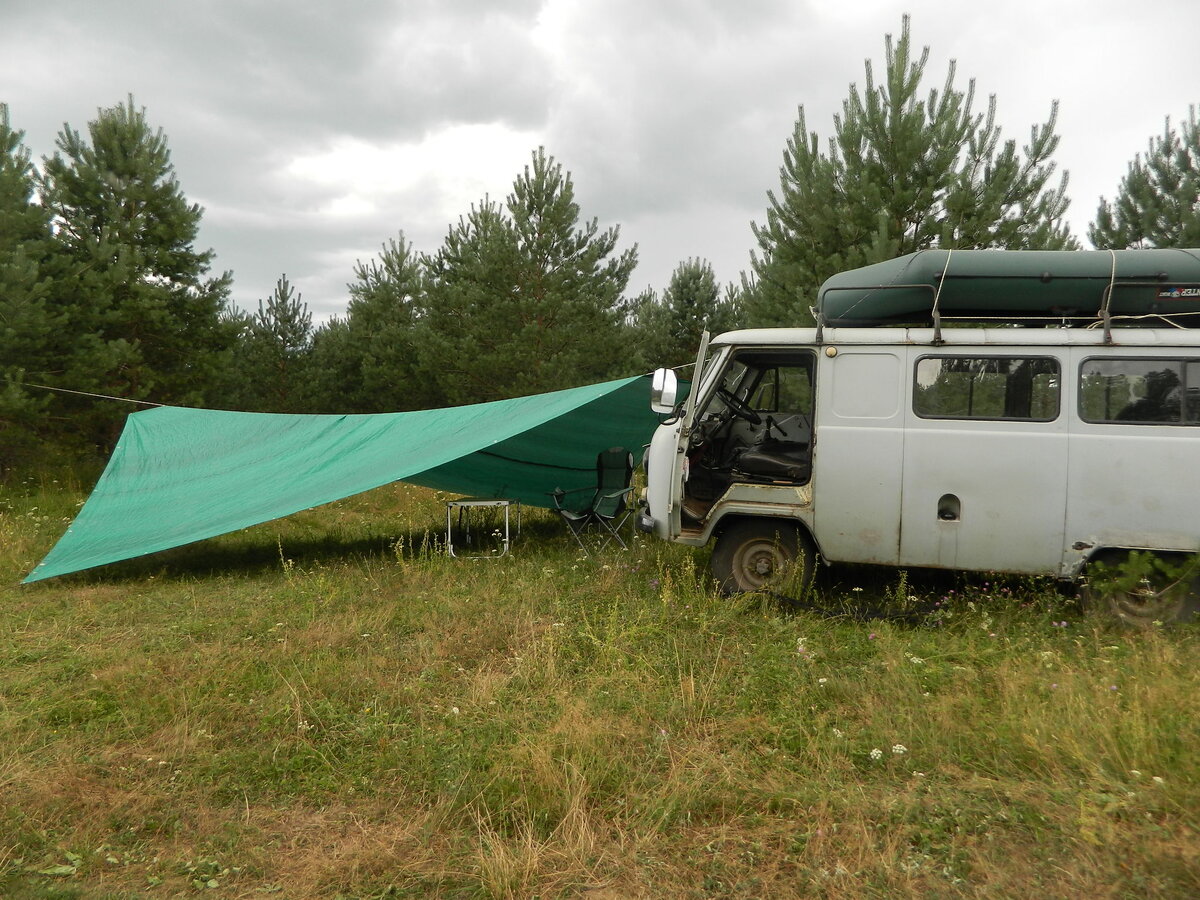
[1079,358,1200,424]
[913,356,1060,421]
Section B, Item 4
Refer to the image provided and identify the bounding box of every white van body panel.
[1063,345,1200,569]
[897,407,1068,574]
[810,350,905,565]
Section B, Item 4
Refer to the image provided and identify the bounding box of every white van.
[639,251,1200,625]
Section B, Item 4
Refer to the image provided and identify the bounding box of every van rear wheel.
[1081,550,1200,627]
[711,520,815,596]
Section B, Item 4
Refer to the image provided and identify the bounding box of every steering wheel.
[716,388,762,425]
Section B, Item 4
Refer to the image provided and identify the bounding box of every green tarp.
[25,375,660,583]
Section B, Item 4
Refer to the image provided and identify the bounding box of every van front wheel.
[711,520,815,596]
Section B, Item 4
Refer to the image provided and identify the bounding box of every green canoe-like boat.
[816,248,1200,326]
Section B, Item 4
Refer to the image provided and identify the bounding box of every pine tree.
[38,97,235,445]
[306,236,433,413]
[224,275,313,412]
[1089,106,1200,248]
[354,236,437,410]
[0,103,59,465]
[305,319,357,413]
[744,16,1075,326]
[632,258,740,369]
[417,198,517,405]
[419,149,637,404]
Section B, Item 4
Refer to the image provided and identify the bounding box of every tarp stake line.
[18,365,691,412]
[18,382,165,407]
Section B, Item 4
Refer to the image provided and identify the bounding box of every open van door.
[645,332,709,539]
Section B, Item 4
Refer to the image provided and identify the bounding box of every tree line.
[2,18,1197,467]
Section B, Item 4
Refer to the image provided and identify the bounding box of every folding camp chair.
[550,447,635,554]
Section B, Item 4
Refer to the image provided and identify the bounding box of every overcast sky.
[3,0,1198,322]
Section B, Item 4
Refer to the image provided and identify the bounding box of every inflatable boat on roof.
[815,248,1200,327]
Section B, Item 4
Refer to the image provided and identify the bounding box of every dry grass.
[1,477,1198,898]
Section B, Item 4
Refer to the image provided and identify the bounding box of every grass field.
[2,473,1198,898]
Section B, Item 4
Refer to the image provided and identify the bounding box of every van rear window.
[913,356,1060,421]
[1079,358,1200,424]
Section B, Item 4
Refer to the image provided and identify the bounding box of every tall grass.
[1,476,1197,898]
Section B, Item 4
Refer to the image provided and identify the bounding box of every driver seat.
[735,440,811,482]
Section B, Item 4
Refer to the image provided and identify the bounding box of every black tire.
[1080,549,1200,627]
[710,519,816,596]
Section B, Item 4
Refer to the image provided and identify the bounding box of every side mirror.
[650,368,679,414]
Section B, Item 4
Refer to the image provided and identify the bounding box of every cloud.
[3,0,1200,323]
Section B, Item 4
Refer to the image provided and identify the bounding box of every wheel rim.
[1085,552,1195,625]
[732,537,792,591]
[1108,577,1185,624]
